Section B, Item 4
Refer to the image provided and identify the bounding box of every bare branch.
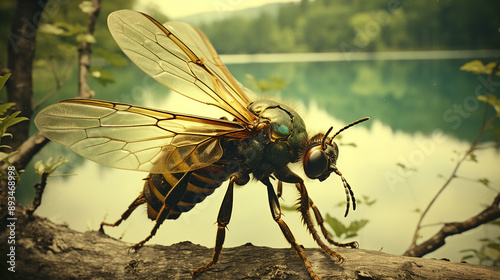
[33,58,75,110]
[406,63,499,254]
[26,172,49,215]
[404,193,500,257]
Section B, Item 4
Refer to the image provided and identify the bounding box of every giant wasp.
[35,10,369,279]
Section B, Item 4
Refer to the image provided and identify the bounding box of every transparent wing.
[34,99,247,173]
[107,9,257,125]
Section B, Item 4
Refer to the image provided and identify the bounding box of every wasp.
[34,9,369,279]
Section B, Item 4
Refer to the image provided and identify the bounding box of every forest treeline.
[200,0,500,54]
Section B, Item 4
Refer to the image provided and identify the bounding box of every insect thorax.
[226,99,308,178]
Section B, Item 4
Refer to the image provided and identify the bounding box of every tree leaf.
[79,1,95,15]
[347,219,369,233]
[91,67,115,86]
[0,111,29,138]
[39,23,66,35]
[460,60,500,76]
[0,73,11,90]
[324,214,347,238]
[478,95,500,117]
[76,33,96,44]
[0,103,15,116]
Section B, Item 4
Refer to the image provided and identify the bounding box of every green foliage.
[245,74,288,93]
[0,74,29,165]
[34,156,69,176]
[460,219,500,266]
[281,194,375,240]
[478,95,500,117]
[17,0,137,98]
[91,66,116,86]
[200,0,499,54]
[324,214,369,239]
[460,60,500,76]
[0,73,11,90]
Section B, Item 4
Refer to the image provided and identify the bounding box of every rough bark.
[1,206,499,280]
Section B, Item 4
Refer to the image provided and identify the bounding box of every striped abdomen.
[143,165,228,220]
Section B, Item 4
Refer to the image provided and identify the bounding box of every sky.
[134,0,299,19]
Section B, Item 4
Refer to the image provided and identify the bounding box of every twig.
[404,63,499,256]
[33,58,75,110]
[26,172,49,215]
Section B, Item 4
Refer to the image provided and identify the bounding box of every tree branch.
[406,64,499,255]
[77,0,101,99]
[3,205,499,279]
[404,193,500,257]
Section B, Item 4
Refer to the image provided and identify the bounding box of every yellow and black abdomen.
[143,166,227,220]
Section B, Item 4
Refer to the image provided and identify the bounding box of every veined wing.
[107,10,257,126]
[34,99,248,173]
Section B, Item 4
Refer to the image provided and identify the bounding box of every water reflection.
[21,56,499,264]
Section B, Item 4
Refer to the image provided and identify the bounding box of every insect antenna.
[341,175,356,217]
[321,126,333,149]
[329,117,370,145]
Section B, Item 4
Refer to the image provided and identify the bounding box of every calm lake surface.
[20,51,500,263]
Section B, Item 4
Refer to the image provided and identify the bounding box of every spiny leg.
[275,167,345,261]
[263,177,319,280]
[308,196,358,249]
[192,173,237,277]
[99,191,146,233]
[279,177,358,249]
[132,171,192,250]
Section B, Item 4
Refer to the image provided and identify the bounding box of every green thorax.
[247,99,308,169]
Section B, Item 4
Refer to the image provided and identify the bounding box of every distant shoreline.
[220,50,500,64]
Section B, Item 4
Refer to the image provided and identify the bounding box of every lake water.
[20,51,500,264]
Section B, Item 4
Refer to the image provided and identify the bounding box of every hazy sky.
[135,0,299,18]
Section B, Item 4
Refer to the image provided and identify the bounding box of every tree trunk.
[2,205,499,280]
[5,0,48,151]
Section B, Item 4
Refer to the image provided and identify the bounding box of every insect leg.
[275,166,346,261]
[192,173,237,277]
[308,197,358,249]
[262,177,319,280]
[99,191,146,233]
[132,171,192,250]
[277,180,283,198]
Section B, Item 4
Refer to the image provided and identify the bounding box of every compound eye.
[304,147,328,179]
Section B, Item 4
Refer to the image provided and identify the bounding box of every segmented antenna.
[329,117,370,144]
[321,126,333,149]
[340,175,356,217]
